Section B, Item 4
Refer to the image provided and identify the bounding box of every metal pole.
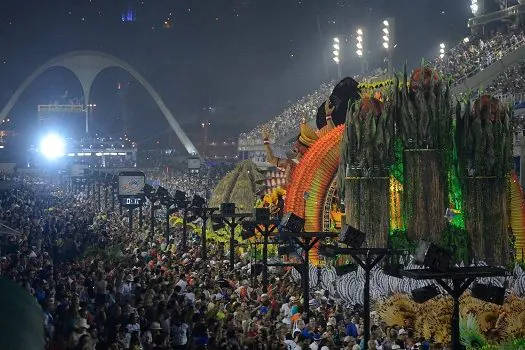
[303,239,310,322]
[128,208,133,234]
[262,228,269,293]
[201,211,207,260]
[166,205,170,244]
[104,185,108,210]
[451,280,462,350]
[150,200,155,240]
[111,187,115,212]
[97,181,101,212]
[182,206,188,252]
[363,253,371,350]
[229,219,235,270]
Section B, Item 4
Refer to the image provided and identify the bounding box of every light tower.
[332,37,342,78]
[356,28,367,75]
[382,18,395,76]
[439,43,446,59]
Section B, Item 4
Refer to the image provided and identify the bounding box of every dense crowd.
[238,81,334,145]
[434,27,525,84]
[238,26,525,147]
[144,162,234,199]
[0,173,446,350]
[484,58,525,96]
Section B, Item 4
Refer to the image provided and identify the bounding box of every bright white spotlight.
[356,42,363,49]
[439,53,445,59]
[383,28,389,34]
[463,37,470,43]
[357,28,363,35]
[440,43,445,49]
[383,35,389,42]
[333,43,340,50]
[470,0,478,15]
[356,49,363,56]
[40,134,65,160]
[357,35,363,42]
[383,42,389,49]
[333,56,340,63]
[383,20,389,27]
[333,37,340,43]
[333,50,339,56]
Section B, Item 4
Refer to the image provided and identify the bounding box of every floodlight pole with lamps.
[280,231,338,323]
[332,37,342,79]
[197,207,219,260]
[401,267,508,350]
[356,28,368,76]
[320,247,404,350]
[212,211,252,270]
[382,18,395,76]
[249,216,279,293]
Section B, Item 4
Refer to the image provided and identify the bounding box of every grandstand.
[239,24,525,164]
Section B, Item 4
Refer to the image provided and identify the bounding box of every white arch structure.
[0,50,199,156]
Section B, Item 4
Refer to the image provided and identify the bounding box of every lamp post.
[332,37,342,79]
[382,18,395,76]
[356,28,367,75]
[439,42,446,59]
[279,231,338,322]
[212,204,252,270]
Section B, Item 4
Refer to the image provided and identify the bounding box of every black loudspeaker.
[316,77,361,129]
[280,213,305,233]
[220,203,235,216]
[413,241,451,272]
[471,283,505,305]
[278,245,296,256]
[254,208,270,223]
[335,264,358,276]
[251,263,263,276]
[411,285,440,303]
[339,225,366,248]
[174,190,186,202]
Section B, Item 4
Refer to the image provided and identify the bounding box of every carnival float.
[205,66,525,346]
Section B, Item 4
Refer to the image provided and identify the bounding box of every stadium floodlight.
[382,20,390,51]
[439,42,446,59]
[356,28,364,57]
[40,133,66,160]
[470,0,479,15]
[332,37,341,66]
[463,37,470,43]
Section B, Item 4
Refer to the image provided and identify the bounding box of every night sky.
[0,0,472,149]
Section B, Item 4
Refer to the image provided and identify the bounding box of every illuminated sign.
[118,171,145,197]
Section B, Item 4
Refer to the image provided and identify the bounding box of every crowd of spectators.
[143,161,234,199]
[238,81,334,145]
[484,58,525,96]
[433,27,525,84]
[0,173,444,350]
[238,26,525,147]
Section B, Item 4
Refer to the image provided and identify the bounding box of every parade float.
[207,68,525,345]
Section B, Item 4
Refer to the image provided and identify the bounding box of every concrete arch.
[0,51,199,156]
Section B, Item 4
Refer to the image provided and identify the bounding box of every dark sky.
[0,0,471,149]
